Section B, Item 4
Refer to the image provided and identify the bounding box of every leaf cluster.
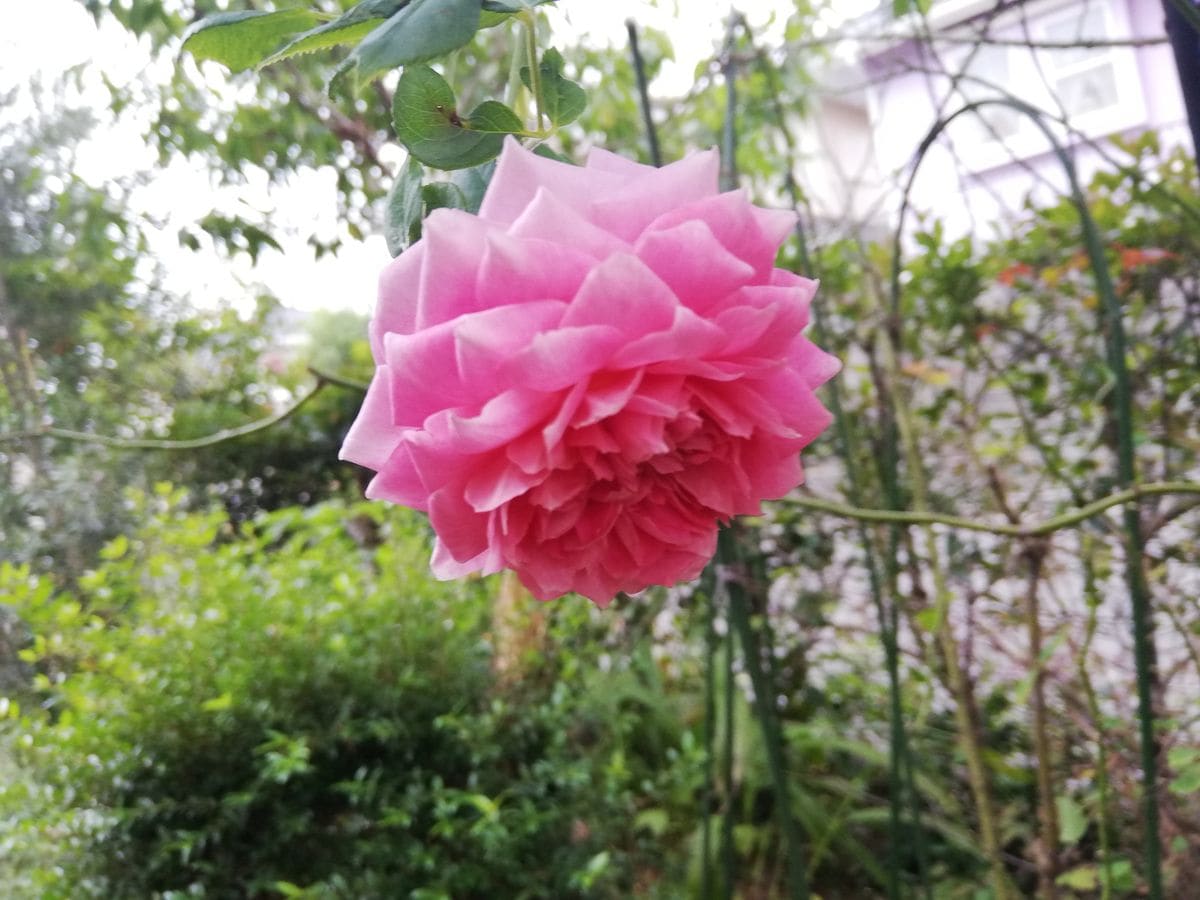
[0,497,704,898]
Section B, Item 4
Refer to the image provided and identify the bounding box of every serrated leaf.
[393,66,523,170]
[261,0,409,68]
[384,157,424,257]
[341,0,481,86]
[520,47,586,126]
[181,9,323,72]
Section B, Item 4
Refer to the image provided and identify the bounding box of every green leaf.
[1169,763,1200,795]
[338,0,481,86]
[181,10,323,72]
[261,0,410,68]
[98,533,129,560]
[633,808,669,836]
[1167,746,1200,769]
[421,182,469,213]
[1056,795,1088,845]
[479,11,512,28]
[384,157,425,257]
[482,0,558,10]
[449,161,496,214]
[392,66,524,170]
[520,47,586,126]
[891,0,933,15]
[1055,866,1098,891]
[532,144,571,163]
[466,101,525,134]
[914,606,941,631]
[201,692,234,712]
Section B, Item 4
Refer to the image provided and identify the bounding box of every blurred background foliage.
[2,0,1200,898]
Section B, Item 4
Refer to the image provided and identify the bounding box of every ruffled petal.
[591,149,720,241]
[561,253,678,336]
[480,136,620,225]
[339,368,399,470]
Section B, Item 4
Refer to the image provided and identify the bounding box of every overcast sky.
[1,0,867,316]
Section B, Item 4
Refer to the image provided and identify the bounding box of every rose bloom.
[341,139,839,605]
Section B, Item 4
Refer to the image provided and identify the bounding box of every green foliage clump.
[0,493,698,898]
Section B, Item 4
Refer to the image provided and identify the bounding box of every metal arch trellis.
[887,95,1168,900]
[676,9,1200,900]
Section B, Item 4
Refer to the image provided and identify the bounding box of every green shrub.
[0,491,697,899]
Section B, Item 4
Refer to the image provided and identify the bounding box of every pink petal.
[634,220,755,315]
[428,486,490,563]
[502,325,625,391]
[423,388,561,455]
[585,146,654,175]
[372,242,425,355]
[561,253,678,336]
[625,374,687,417]
[787,336,843,390]
[741,440,807,499]
[475,231,595,304]
[463,451,543,512]
[592,150,720,241]
[752,206,798,248]
[384,325,470,427]
[611,305,725,369]
[430,538,503,579]
[576,369,643,426]
[607,411,670,461]
[509,186,628,258]
[453,300,567,395]
[480,136,620,225]
[648,191,784,276]
[339,368,399,470]
[414,209,495,329]
[363,440,428,509]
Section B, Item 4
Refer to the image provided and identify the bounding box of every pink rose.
[341,139,839,605]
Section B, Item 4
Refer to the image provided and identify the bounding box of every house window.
[961,43,1022,140]
[1040,3,1120,118]
[949,0,1146,172]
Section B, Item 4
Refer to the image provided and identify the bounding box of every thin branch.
[764,31,1168,58]
[0,376,348,451]
[306,365,368,393]
[789,481,1200,538]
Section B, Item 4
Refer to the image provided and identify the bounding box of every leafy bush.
[0,491,699,898]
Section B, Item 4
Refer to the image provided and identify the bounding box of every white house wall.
[814,0,1191,238]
